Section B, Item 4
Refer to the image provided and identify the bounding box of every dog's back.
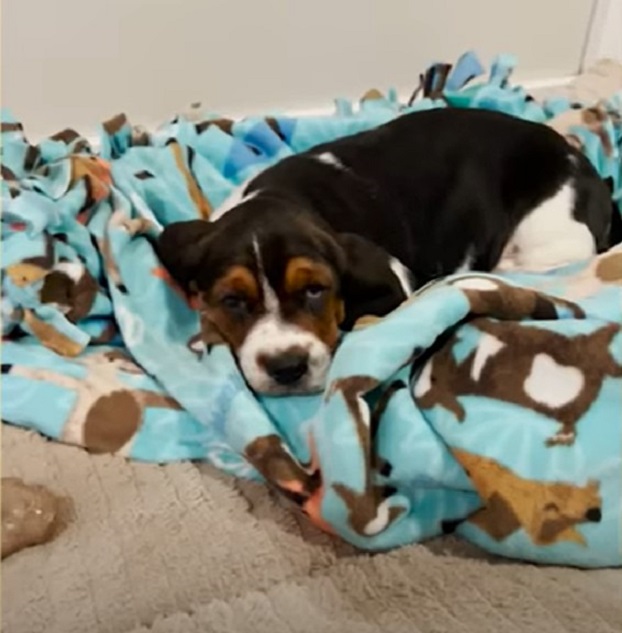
[246,108,613,283]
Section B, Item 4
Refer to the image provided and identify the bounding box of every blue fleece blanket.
[2,53,622,567]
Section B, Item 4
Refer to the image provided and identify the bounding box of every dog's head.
[156,197,410,395]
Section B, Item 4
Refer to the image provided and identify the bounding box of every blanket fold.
[2,52,622,567]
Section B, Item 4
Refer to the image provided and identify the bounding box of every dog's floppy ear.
[156,220,215,291]
[337,232,412,330]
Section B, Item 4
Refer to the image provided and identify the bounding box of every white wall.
[583,0,622,67]
[2,0,598,140]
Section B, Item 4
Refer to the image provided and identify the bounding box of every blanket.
[2,53,622,567]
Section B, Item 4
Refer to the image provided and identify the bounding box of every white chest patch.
[495,180,595,273]
[523,354,585,408]
[471,333,505,381]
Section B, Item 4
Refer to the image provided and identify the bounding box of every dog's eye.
[220,294,248,313]
[304,285,327,301]
[302,284,328,312]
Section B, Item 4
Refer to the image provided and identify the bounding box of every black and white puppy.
[157,107,614,395]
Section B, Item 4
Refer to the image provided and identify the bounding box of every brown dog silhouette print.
[3,350,181,454]
[453,449,602,546]
[414,320,622,446]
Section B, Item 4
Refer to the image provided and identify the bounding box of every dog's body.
[217,108,613,277]
[158,108,615,395]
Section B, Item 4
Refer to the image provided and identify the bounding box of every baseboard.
[82,74,576,153]
[519,75,576,91]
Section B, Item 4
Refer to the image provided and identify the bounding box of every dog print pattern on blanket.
[2,52,622,567]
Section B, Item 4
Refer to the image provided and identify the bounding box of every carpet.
[3,425,621,633]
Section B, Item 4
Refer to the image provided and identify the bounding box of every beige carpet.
[2,426,621,633]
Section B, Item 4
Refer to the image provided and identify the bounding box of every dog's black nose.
[585,507,602,522]
[264,351,309,386]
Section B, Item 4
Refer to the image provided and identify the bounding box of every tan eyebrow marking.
[283,257,343,350]
[212,265,259,301]
[284,257,334,294]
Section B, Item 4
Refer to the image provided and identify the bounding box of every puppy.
[157,108,614,395]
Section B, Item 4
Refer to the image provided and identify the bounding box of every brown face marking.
[213,266,259,300]
[200,257,345,357]
[283,257,344,349]
[201,265,260,350]
[284,257,333,292]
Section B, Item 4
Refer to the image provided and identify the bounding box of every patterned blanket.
[2,53,622,567]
